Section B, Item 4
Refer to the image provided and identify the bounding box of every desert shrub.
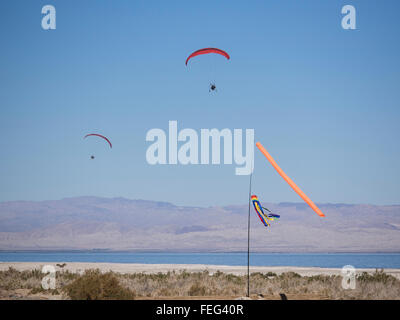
[178,270,191,279]
[156,287,172,296]
[64,269,135,300]
[212,270,224,278]
[188,282,207,296]
[250,272,277,279]
[357,269,396,284]
[30,287,60,295]
[266,272,277,277]
[57,270,79,281]
[0,267,30,290]
[279,272,302,279]
[224,273,243,285]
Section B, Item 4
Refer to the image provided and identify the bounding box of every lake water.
[1,252,400,268]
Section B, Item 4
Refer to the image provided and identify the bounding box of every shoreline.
[1,262,400,279]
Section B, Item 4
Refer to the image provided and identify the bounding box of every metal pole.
[247,171,253,297]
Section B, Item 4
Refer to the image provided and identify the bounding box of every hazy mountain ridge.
[0,197,399,252]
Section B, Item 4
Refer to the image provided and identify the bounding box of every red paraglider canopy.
[84,134,112,148]
[185,48,230,65]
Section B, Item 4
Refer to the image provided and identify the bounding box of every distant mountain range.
[0,197,399,252]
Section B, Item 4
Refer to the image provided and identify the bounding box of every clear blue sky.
[0,0,399,206]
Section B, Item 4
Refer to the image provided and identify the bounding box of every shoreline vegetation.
[0,262,399,300]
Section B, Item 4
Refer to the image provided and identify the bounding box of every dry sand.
[1,262,400,279]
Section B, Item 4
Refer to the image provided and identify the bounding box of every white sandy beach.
[1,262,400,279]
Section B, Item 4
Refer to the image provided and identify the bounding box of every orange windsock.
[255,142,325,217]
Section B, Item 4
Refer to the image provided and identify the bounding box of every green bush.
[357,269,395,284]
[64,269,135,300]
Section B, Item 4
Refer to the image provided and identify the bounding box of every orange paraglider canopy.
[256,142,325,217]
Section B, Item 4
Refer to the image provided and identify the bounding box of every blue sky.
[0,0,399,206]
